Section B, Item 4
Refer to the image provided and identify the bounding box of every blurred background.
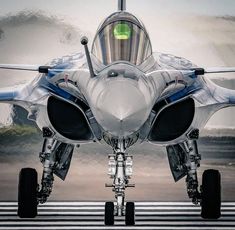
[0,0,234,201]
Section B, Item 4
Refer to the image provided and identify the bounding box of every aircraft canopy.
[92,12,152,66]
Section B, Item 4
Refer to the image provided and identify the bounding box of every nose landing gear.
[125,202,135,225]
[104,202,114,226]
[105,149,135,226]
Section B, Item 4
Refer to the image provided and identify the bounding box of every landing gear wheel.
[18,168,38,218]
[125,202,135,225]
[201,169,221,219]
[104,202,114,225]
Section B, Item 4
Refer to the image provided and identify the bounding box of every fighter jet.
[0,0,234,226]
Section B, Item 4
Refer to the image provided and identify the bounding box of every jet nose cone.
[95,81,148,137]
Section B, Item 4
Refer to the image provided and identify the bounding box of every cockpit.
[91,12,152,66]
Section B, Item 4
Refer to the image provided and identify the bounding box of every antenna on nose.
[80,36,96,78]
[118,0,126,11]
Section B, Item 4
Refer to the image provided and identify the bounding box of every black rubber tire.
[18,168,38,218]
[201,169,221,219]
[125,202,135,225]
[104,202,114,225]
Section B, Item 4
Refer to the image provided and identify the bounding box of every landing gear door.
[54,143,74,180]
[166,144,187,182]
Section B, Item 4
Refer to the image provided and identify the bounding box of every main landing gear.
[18,133,74,218]
[18,138,57,218]
[184,140,221,219]
[105,142,135,225]
[167,136,221,220]
[18,168,38,218]
[18,130,221,222]
[201,169,221,219]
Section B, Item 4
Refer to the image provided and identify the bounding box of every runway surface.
[0,202,234,230]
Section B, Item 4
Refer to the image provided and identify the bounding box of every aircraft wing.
[0,87,17,103]
[0,64,40,104]
[0,64,40,72]
[204,67,235,74]
[0,63,88,105]
[190,67,235,104]
[0,64,53,74]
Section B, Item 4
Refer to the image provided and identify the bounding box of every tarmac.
[0,201,234,229]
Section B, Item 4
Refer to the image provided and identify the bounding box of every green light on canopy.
[114,23,131,40]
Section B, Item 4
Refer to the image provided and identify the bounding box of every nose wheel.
[104,202,114,225]
[104,201,135,226]
[125,202,135,225]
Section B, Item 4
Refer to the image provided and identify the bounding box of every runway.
[0,202,234,229]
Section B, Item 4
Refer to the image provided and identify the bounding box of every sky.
[0,0,235,32]
[0,0,235,16]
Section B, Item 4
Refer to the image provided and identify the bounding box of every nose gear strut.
[105,141,135,225]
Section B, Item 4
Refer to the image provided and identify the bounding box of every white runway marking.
[0,202,234,230]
